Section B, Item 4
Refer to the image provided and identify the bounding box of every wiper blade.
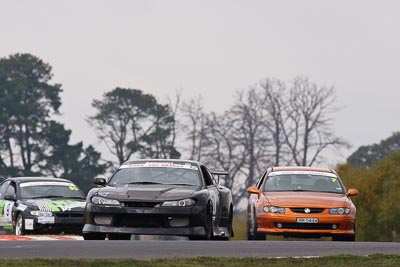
[31,195,64,199]
[127,181,162,185]
[164,183,195,186]
[287,189,309,192]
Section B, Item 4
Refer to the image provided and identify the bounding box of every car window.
[264,172,344,193]
[200,166,215,186]
[19,181,85,199]
[109,163,201,186]
[0,181,16,199]
[256,171,267,189]
[0,181,10,198]
[5,183,16,198]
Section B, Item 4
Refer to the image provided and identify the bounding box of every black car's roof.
[121,159,204,166]
[4,177,72,183]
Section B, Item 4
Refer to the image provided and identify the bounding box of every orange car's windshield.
[264,173,344,194]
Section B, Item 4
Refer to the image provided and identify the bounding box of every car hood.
[264,191,348,207]
[96,184,201,201]
[20,198,86,212]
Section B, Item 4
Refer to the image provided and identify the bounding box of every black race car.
[83,159,233,240]
[0,177,86,235]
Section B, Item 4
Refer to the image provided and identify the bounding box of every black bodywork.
[83,159,233,240]
[0,177,86,235]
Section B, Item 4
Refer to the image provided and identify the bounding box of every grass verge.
[0,255,400,267]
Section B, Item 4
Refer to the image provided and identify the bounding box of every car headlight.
[329,208,350,215]
[263,206,286,213]
[91,196,120,206]
[161,198,196,207]
[30,211,53,217]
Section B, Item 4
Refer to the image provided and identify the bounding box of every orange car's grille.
[290,208,324,213]
[276,223,339,230]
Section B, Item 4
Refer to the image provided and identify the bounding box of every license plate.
[297,218,318,223]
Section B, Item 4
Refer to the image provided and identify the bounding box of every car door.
[200,165,221,224]
[0,181,16,233]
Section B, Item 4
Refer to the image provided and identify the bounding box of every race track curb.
[0,235,83,240]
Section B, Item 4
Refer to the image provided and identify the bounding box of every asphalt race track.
[0,239,399,259]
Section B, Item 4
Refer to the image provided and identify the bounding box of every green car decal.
[0,200,13,230]
[48,200,85,212]
[32,199,85,212]
[0,200,5,216]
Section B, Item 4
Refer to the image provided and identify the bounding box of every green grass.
[232,209,247,240]
[1,255,400,267]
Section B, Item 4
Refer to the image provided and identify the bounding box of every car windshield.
[20,181,85,199]
[264,171,344,194]
[108,162,201,187]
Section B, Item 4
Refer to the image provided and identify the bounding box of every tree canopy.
[347,132,400,167]
[0,53,107,192]
[337,151,400,241]
[88,87,180,165]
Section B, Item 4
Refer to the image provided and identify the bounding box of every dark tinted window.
[264,172,344,193]
[109,163,201,186]
[20,181,85,199]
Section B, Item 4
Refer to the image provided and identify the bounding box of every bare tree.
[228,88,272,201]
[166,89,182,152]
[202,112,247,205]
[180,96,210,161]
[178,76,347,209]
[282,76,348,166]
[260,78,289,166]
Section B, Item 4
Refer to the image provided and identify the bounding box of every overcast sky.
[1,0,399,166]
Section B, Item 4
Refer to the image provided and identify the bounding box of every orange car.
[247,166,358,241]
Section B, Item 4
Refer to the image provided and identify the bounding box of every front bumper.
[23,212,84,234]
[83,203,207,237]
[256,212,355,237]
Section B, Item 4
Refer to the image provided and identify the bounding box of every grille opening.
[274,223,340,230]
[122,202,161,208]
[290,208,324,214]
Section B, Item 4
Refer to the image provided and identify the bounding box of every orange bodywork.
[248,166,357,239]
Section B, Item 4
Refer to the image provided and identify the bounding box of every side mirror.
[93,176,107,187]
[4,195,16,201]
[347,188,358,197]
[247,186,261,198]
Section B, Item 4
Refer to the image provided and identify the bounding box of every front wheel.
[214,206,233,240]
[332,234,355,241]
[14,214,26,236]
[108,234,131,240]
[83,233,107,240]
[189,204,213,240]
[247,210,266,240]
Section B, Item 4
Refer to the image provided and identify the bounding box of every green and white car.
[0,177,86,235]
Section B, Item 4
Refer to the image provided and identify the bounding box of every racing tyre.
[203,203,213,240]
[332,234,355,242]
[214,206,233,240]
[108,234,132,240]
[14,213,26,236]
[247,210,266,240]
[83,233,107,240]
[189,203,213,240]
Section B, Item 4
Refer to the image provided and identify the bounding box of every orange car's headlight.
[329,208,350,214]
[263,206,286,213]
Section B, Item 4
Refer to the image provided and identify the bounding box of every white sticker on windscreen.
[20,182,74,188]
[269,171,337,177]
[120,162,199,170]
